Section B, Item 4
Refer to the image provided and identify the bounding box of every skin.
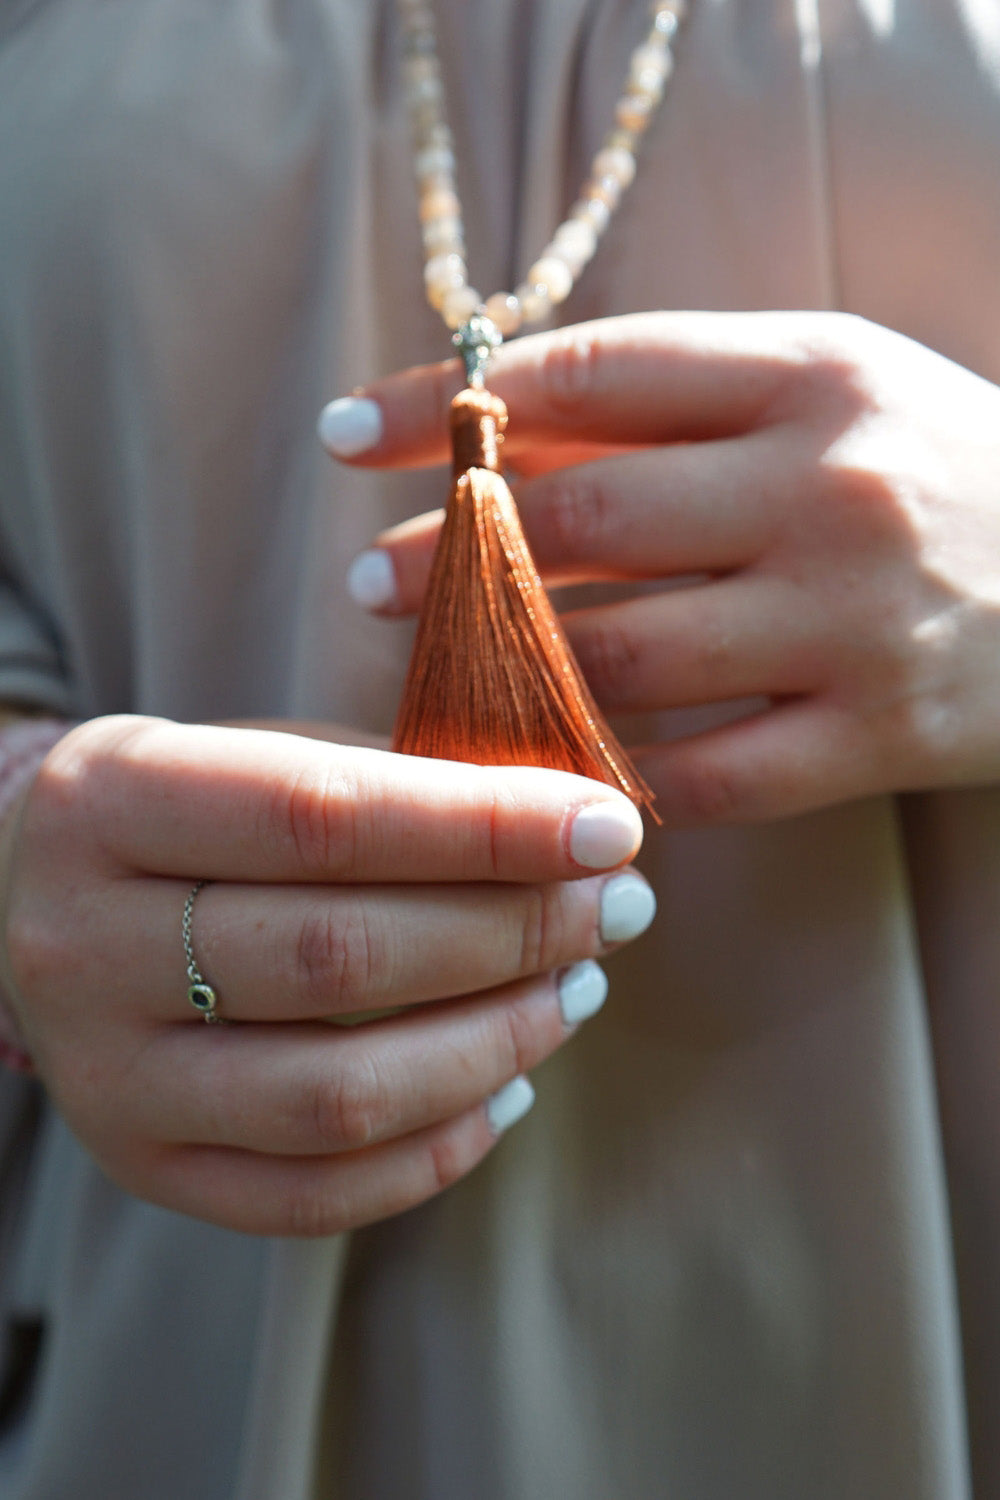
[6,308,997,1238]
[341,309,1000,822]
[0,714,646,1235]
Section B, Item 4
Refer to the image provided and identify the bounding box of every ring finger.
[561,575,823,715]
[106,965,600,1156]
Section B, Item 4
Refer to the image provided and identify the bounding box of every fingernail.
[486,1075,535,1135]
[600,871,656,944]
[317,396,383,457]
[569,799,643,869]
[558,959,608,1027]
[347,549,399,611]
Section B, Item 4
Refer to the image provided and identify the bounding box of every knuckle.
[259,765,356,879]
[295,900,379,1011]
[284,1178,351,1238]
[5,898,67,1001]
[309,1051,383,1152]
[674,757,747,824]
[499,996,539,1078]
[545,468,617,559]
[573,621,643,708]
[427,1127,474,1195]
[536,329,603,416]
[516,885,565,976]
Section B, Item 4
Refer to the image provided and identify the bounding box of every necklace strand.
[397,0,690,381]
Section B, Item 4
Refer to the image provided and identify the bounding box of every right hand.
[0,715,651,1236]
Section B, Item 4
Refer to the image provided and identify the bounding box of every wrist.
[0,717,74,1074]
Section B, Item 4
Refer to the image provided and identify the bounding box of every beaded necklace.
[398,0,689,383]
[390,1,689,816]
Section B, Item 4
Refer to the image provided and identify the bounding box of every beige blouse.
[1,1,999,1496]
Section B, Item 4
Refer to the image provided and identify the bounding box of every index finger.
[43,717,643,883]
[319,310,816,470]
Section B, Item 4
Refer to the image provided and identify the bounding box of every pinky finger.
[639,701,884,827]
[146,1079,535,1237]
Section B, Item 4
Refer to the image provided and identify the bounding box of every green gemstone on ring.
[188,983,217,1014]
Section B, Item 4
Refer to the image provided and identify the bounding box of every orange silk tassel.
[392,386,657,819]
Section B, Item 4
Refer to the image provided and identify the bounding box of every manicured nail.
[558,959,608,1027]
[599,871,656,944]
[347,549,399,611]
[317,396,383,457]
[569,799,643,869]
[486,1075,535,1135]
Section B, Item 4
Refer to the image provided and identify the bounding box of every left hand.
[324,311,1000,825]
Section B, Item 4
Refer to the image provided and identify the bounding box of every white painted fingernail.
[347,549,399,610]
[558,959,608,1027]
[569,799,643,869]
[317,397,383,457]
[486,1075,535,1135]
[600,871,657,944]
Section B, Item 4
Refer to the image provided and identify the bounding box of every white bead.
[419,187,461,223]
[441,285,482,329]
[515,281,551,324]
[415,146,456,178]
[484,292,522,335]
[631,42,670,76]
[593,146,636,189]
[407,74,444,107]
[552,218,598,270]
[424,253,467,309]
[527,254,574,304]
[570,196,612,234]
[402,55,437,86]
[422,218,465,254]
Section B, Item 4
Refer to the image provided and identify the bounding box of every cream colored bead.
[570,196,612,234]
[526,254,573,305]
[484,292,522,335]
[441,285,482,328]
[415,146,456,178]
[407,74,444,107]
[593,146,636,189]
[419,187,461,223]
[615,90,656,134]
[424,253,467,309]
[588,175,623,211]
[402,55,437,86]
[631,52,672,97]
[515,281,551,324]
[553,218,598,269]
[422,218,465,254]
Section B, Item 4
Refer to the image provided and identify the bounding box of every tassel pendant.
[392,356,656,818]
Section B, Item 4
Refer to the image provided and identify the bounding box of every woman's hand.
[326,310,1000,824]
[0,715,650,1234]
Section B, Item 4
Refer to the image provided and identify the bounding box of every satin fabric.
[0,2,999,1495]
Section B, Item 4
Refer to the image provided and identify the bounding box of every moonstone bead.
[402,55,437,86]
[424,253,467,308]
[570,195,612,234]
[515,282,552,322]
[415,146,456,178]
[553,218,598,269]
[593,146,637,188]
[484,292,523,335]
[422,218,465,254]
[419,187,461,223]
[441,285,482,329]
[615,90,656,133]
[527,254,573,304]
